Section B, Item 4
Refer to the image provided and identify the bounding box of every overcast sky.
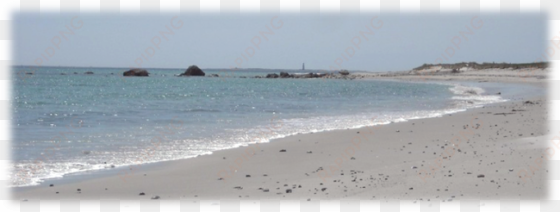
[14,13,545,72]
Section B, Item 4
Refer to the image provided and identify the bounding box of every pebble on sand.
[477,174,485,178]
[139,192,145,196]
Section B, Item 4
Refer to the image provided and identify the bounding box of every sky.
[14,13,546,72]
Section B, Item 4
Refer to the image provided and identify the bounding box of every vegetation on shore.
[413,62,548,71]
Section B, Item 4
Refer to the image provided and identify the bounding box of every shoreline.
[12,77,548,201]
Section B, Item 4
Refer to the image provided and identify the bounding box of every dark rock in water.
[60,73,66,75]
[339,70,350,75]
[477,174,485,178]
[139,192,145,196]
[84,71,94,75]
[210,74,219,77]
[74,72,78,74]
[280,72,291,78]
[123,69,149,77]
[25,72,33,75]
[180,65,205,76]
[49,184,54,187]
[266,73,279,78]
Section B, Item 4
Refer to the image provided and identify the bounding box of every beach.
[12,71,549,201]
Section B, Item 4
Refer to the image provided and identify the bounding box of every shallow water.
[12,66,541,187]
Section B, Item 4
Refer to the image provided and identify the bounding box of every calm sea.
[11,66,539,187]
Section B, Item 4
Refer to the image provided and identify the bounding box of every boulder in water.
[280,72,291,78]
[180,65,205,76]
[266,73,279,78]
[123,69,149,77]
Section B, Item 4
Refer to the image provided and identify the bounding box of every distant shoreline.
[12,61,548,74]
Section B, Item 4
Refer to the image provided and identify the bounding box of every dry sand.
[12,74,549,202]
[355,68,548,84]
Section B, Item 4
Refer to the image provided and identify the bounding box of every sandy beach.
[12,71,549,202]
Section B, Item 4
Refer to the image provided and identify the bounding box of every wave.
[448,84,507,108]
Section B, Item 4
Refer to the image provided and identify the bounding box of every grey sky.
[14,13,545,72]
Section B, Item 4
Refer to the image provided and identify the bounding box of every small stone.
[280,149,287,152]
[139,192,145,196]
[49,184,54,187]
[246,175,251,178]
[286,189,292,193]
[151,196,160,200]
[477,174,485,178]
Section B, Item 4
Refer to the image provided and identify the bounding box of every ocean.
[11,66,540,187]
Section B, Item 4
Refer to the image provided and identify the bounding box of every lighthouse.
[302,63,305,70]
